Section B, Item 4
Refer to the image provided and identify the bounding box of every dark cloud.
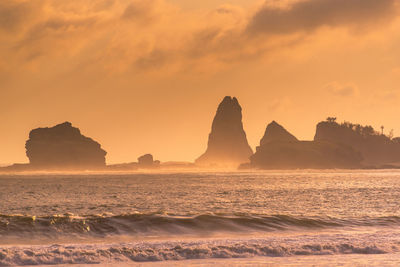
[121,0,158,23]
[187,28,222,58]
[134,49,171,69]
[1,0,399,74]
[15,16,98,52]
[247,0,398,35]
[215,5,241,15]
[0,1,42,32]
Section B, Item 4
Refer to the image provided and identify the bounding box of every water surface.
[1,170,400,265]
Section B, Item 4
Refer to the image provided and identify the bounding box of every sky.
[1,0,400,164]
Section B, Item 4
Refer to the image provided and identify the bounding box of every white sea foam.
[0,231,399,266]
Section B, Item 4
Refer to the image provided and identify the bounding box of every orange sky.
[1,0,400,164]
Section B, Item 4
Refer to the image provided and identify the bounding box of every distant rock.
[250,140,363,169]
[0,163,31,172]
[25,122,106,169]
[137,154,160,169]
[260,121,298,145]
[315,120,400,165]
[249,121,363,169]
[195,96,253,167]
[106,162,139,171]
[138,154,154,166]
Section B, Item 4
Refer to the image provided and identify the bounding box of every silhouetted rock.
[260,121,298,145]
[137,154,160,168]
[196,96,253,167]
[249,121,362,169]
[25,122,106,169]
[106,162,139,171]
[250,140,363,169]
[0,163,31,172]
[138,154,154,166]
[315,120,400,165]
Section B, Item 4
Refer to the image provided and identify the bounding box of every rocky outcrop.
[25,122,106,169]
[250,140,363,169]
[195,96,253,167]
[138,154,160,168]
[106,162,139,171]
[104,154,161,171]
[314,120,400,165]
[248,121,363,169]
[260,121,298,145]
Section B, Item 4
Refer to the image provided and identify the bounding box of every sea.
[1,170,400,266]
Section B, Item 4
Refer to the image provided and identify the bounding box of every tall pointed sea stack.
[25,122,107,169]
[196,96,253,167]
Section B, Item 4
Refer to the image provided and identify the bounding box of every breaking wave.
[0,236,396,266]
[1,213,400,239]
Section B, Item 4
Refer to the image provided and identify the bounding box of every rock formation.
[138,154,154,166]
[248,121,363,169]
[25,122,106,169]
[195,96,253,167]
[138,154,160,168]
[314,120,400,165]
[260,121,298,145]
[106,162,139,171]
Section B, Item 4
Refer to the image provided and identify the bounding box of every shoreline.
[2,167,400,175]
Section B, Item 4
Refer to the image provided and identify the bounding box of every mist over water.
[1,170,400,265]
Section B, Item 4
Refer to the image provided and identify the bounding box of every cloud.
[247,0,398,35]
[20,16,98,44]
[121,0,161,24]
[325,82,359,97]
[376,89,398,101]
[214,4,244,17]
[134,49,172,70]
[0,0,44,33]
[0,0,399,76]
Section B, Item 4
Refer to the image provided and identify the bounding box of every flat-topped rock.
[315,120,400,165]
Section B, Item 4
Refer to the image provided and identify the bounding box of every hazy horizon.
[2,2,400,265]
[1,0,400,164]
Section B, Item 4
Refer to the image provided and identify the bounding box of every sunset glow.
[3,2,400,266]
[1,0,400,164]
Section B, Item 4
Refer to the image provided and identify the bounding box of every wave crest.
[1,213,400,238]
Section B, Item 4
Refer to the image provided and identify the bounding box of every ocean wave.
[1,213,400,239]
[0,236,397,266]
